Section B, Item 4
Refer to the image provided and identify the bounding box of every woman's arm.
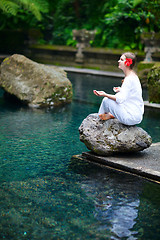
[93,90,116,101]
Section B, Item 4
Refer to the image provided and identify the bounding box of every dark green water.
[0,72,160,240]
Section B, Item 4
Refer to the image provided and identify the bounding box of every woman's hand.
[113,87,121,93]
[93,90,107,97]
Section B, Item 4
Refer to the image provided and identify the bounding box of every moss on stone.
[147,63,160,103]
[30,44,76,51]
[44,85,72,105]
[30,44,147,56]
[137,61,159,88]
[2,57,10,63]
[138,62,155,71]
[0,54,73,107]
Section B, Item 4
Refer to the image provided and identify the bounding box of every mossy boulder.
[79,114,152,156]
[137,61,155,88]
[0,54,73,107]
[147,63,160,103]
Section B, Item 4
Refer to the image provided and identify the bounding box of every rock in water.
[79,113,152,156]
[0,54,72,107]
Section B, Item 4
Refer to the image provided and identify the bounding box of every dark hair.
[123,52,136,69]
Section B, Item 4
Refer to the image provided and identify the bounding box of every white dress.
[98,74,144,125]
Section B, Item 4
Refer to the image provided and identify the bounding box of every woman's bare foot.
[99,112,115,120]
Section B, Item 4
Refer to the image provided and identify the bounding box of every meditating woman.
[93,52,144,125]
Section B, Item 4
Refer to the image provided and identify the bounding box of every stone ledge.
[60,66,124,78]
[73,142,160,183]
[144,101,160,109]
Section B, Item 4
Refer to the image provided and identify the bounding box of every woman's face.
[118,54,126,70]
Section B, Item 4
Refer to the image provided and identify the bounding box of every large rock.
[147,62,160,103]
[137,61,155,88]
[79,114,152,156]
[0,54,72,107]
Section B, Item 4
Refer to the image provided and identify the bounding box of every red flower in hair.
[125,58,132,67]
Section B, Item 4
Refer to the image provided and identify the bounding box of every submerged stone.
[79,113,152,156]
[0,54,73,107]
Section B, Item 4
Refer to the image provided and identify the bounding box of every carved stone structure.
[73,29,96,63]
[141,32,160,62]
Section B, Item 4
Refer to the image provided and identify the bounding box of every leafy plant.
[0,0,160,50]
[0,0,49,21]
[94,0,160,49]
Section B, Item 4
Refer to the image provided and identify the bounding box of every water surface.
[0,72,160,240]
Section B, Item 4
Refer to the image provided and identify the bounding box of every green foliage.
[0,0,49,21]
[0,0,160,50]
[44,0,160,50]
[0,0,19,16]
[46,0,107,45]
[133,0,143,7]
[95,0,160,49]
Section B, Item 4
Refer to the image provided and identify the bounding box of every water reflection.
[70,158,143,239]
[0,72,160,239]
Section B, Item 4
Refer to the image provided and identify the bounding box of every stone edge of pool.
[72,142,160,183]
[61,66,125,78]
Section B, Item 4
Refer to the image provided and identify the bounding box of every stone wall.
[26,45,160,72]
[1,43,160,73]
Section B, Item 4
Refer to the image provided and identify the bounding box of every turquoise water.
[0,72,160,239]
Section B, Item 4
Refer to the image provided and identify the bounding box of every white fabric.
[98,74,144,125]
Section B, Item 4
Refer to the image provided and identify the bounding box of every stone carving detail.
[141,32,160,62]
[73,29,96,63]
